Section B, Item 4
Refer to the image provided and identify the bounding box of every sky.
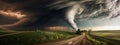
[0,0,120,31]
[77,16,120,30]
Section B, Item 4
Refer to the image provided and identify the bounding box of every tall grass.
[87,33,120,45]
[87,34,108,45]
[0,31,77,45]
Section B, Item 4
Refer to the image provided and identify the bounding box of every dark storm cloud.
[0,0,120,30]
[46,0,120,30]
[0,14,18,25]
[0,0,68,30]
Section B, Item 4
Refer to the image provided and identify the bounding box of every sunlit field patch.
[0,31,77,45]
[91,30,120,40]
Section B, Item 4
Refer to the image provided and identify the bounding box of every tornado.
[0,0,120,31]
[49,0,120,31]
[66,4,84,31]
[66,5,79,31]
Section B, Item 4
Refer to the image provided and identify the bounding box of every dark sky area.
[0,0,70,30]
[0,0,120,30]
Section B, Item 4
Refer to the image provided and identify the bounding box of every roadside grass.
[87,34,108,45]
[87,33,120,45]
[0,31,77,45]
[91,31,120,40]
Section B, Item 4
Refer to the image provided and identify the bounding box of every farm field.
[91,30,120,40]
[87,30,120,45]
[0,30,120,45]
[0,30,77,45]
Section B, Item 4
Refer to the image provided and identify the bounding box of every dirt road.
[35,33,93,45]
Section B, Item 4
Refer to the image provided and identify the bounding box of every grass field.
[0,31,77,45]
[0,30,120,45]
[0,30,17,35]
[87,30,120,45]
[91,30,120,40]
[0,32,14,35]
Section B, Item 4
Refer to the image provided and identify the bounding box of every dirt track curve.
[35,33,93,45]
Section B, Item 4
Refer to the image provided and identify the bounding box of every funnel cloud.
[49,0,120,30]
[0,0,120,30]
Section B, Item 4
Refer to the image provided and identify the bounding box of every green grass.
[87,34,108,45]
[87,34,120,45]
[0,32,15,35]
[87,31,120,45]
[0,31,77,45]
[91,31,120,40]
